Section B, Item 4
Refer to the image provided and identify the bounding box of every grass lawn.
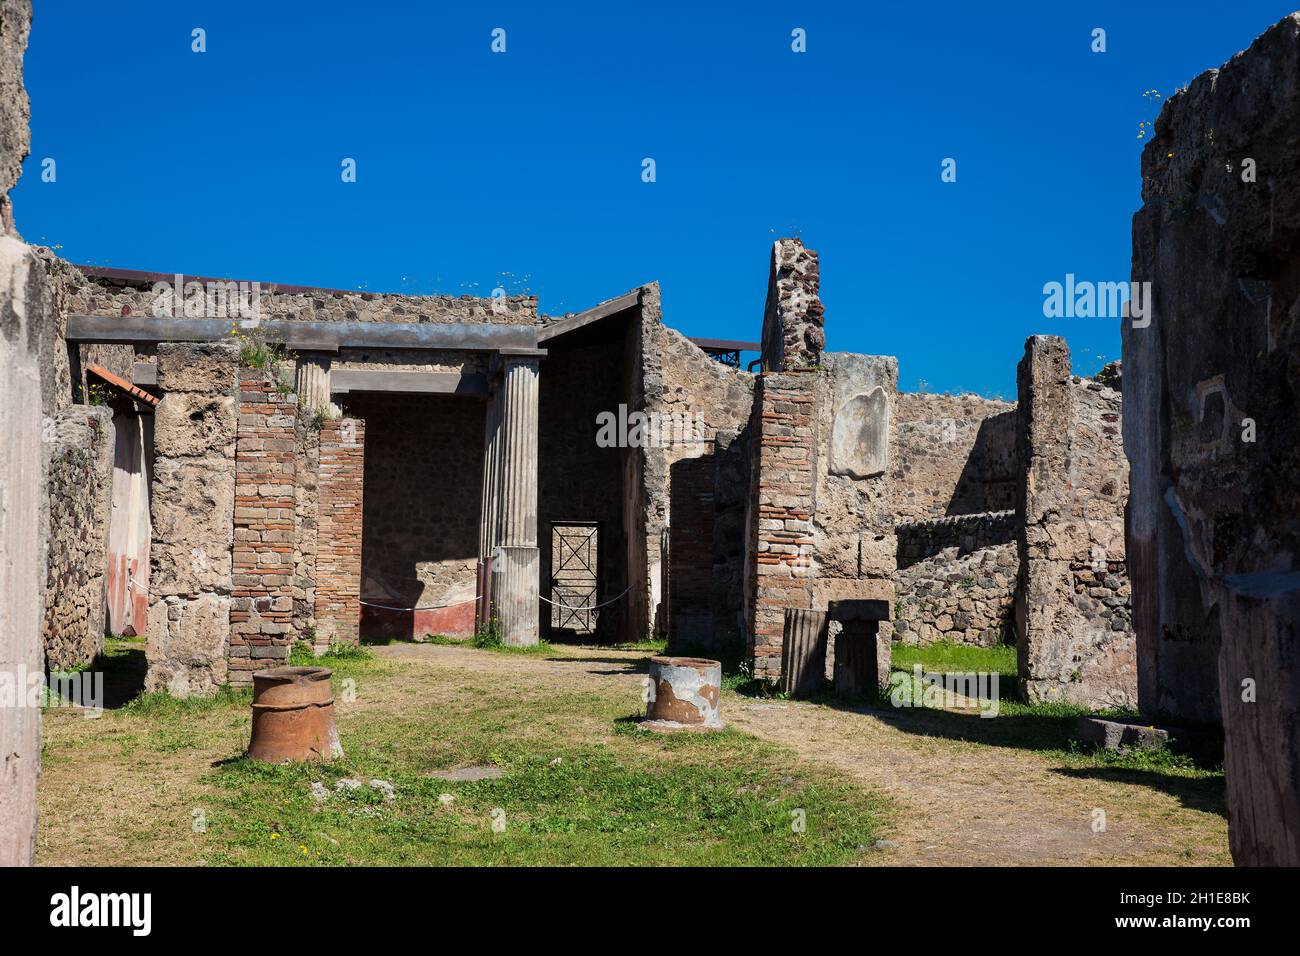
[37,637,888,866]
[888,639,1224,782]
[891,639,1017,678]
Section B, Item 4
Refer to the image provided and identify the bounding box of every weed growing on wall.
[230,323,285,371]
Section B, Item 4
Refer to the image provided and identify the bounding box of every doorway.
[549,522,599,636]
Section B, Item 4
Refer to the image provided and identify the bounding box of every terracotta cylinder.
[647,656,722,728]
[247,666,344,763]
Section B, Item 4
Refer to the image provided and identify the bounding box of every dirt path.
[37,641,1228,866]
[376,643,1230,866]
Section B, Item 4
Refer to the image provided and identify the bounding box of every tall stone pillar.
[480,353,541,645]
[295,353,332,416]
[0,232,49,867]
[147,341,239,696]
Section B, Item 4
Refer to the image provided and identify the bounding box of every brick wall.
[346,393,481,639]
[229,377,298,685]
[746,371,818,678]
[666,450,716,650]
[316,418,364,645]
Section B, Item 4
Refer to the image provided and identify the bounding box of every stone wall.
[894,511,1016,647]
[892,392,1017,522]
[292,419,320,641]
[42,405,114,670]
[760,238,824,372]
[709,427,751,649]
[811,353,898,616]
[146,342,239,696]
[316,418,365,645]
[656,324,753,650]
[895,543,1016,647]
[348,393,482,639]
[1125,12,1300,864]
[897,510,1016,565]
[538,320,633,643]
[1016,336,1135,709]
[634,294,754,646]
[229,375,298,684]
[71,270,537,328]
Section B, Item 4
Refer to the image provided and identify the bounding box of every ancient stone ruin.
[1,0,1298,868]
[1125,12,1300,865]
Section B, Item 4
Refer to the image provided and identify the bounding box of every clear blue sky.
[13,1,1296,396]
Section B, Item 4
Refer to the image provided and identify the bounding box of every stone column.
[0,233,48,867]
[1015,336,1135,710]
[479,387,503,562]
[295,353,332,416]
[482,353,540,645]
[495,356,539,549]
[146,341,239,697]
[476,384,502,629]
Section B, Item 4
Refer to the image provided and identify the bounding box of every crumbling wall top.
[760,238,825,372]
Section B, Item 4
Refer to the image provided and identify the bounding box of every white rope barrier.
[130,578,633,614]
[537,583,633,612]
[359,595,481,612]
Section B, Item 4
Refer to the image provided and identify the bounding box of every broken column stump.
[780,608,827,697]
[247,666,344,763]
[643,656,723,731]
[829,600,891,698]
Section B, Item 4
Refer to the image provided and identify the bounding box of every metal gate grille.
[550,524,598,633]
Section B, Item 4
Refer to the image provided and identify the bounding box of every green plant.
[231,324,285,371]
[84,380,113,407]
[472,617,504,649]
[1137,89,1163,142]
[290,640,371,666]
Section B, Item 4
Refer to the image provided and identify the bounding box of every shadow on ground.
[1052,764,1227,817]
[87,639,147,709]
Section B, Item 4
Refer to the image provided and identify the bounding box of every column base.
[491,545,540,646]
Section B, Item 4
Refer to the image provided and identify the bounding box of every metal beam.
[66,314,538,352]
[330,369,489,397]
[690,337,761,352]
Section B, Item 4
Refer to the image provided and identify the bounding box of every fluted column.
[780,608,828,697]
[479,388,503,561]
[295,353,332,415]
[483,354,540,646]
[494,357,539,548]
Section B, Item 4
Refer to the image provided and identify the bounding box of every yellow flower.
[270,833,280,840]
